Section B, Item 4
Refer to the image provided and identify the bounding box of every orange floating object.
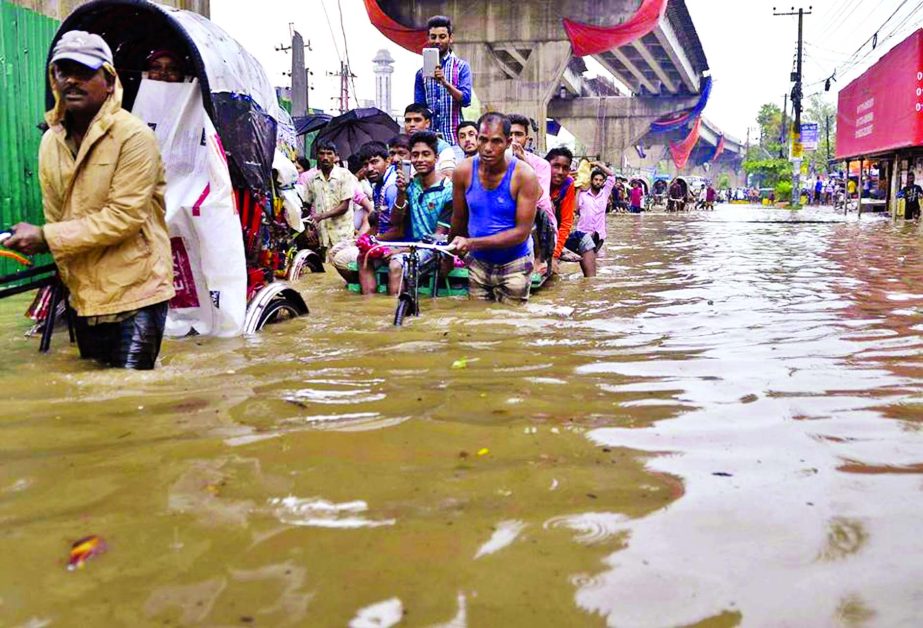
[67,535,107,571]
[0,250,31,266]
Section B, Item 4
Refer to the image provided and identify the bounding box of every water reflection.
[1,207,922,624]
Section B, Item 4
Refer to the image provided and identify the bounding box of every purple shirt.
[577,175,616,241]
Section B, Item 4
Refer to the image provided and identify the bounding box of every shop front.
[836,29,923,218]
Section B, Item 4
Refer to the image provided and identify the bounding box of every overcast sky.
[211,0,922,141]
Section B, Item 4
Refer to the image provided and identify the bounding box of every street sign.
[801,122,819,151]
[792,141,804,158]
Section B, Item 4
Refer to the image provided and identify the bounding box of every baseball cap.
[50,31,113,71]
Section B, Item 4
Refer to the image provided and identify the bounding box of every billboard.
[801,122,819,151]
[836,29,923,159]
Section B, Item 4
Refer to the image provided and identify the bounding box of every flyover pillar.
[456,40,572,153]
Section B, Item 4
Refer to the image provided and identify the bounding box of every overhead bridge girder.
[548,95,699,157]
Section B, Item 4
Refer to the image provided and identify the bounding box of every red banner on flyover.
[836,29,923,159]
[670,117,701,171]
[564,0,668,57]
[363,0,429,54]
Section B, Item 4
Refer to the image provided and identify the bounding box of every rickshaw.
[46,0,316,335]
[346,222,556,326]
[628,177,650,210]
[651,177,669,210]
[667,177,690,212]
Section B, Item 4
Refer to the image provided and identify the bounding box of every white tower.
[373,49,395,115]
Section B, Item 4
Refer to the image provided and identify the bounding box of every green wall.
[0,0,57,276]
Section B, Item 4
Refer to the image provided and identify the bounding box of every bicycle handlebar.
[362,241,461,269]
[375,241,458,253]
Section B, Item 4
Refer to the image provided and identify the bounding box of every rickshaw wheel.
[287,250,325,281]
[244,283,309,333]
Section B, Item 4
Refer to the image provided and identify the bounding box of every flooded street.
[2,206,923,626]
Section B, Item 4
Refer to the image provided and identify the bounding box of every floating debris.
[67,535,107,571]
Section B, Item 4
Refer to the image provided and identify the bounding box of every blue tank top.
[466,156,533,264]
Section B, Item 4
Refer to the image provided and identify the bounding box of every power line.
[319,0,343,64]
[824,0,864,35]
[803,0,922,96]
[337,0,360,108]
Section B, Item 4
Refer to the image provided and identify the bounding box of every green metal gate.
[0,1,58,276]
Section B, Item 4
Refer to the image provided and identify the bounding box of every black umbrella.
[314,108,401,160]
[293,113,333,136]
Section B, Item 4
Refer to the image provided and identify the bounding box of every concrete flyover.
[376,0,717,158]
[628,116,746,182]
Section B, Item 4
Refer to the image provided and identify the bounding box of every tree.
[743,156,791,188]
[756,103,785,157]
[802,94,837,173]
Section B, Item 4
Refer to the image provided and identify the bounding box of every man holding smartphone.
[414,15,472,147]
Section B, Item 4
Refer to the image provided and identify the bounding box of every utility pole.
[277,26,312,152]
[825,114,832,172]
[328,62,356,114]
[774,5,812,206]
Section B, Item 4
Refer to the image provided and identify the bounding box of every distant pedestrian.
[414,16,472,146]
[576,162,616,243]
[629,180,643,213]
[4,32,174,369]
[900,172,923,220]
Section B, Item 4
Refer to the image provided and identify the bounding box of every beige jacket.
[40,69,174,316]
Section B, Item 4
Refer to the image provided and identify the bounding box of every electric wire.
[337,0,361,108]
[318,0,343,64]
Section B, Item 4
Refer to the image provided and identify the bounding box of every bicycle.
[363,238,458,326]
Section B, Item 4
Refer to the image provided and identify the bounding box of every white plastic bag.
[132,79,246,337]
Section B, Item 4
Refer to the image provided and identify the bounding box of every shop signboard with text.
[801,123,819,151]
[836,29,923,159]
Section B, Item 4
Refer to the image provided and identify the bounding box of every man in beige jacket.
[5,31,174,369]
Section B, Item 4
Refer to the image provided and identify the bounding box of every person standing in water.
[448,113,540,303]
[4,32,174,369]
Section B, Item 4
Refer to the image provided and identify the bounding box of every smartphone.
[423,47,440,78]
[401,159,413,180]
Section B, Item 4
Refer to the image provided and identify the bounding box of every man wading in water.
[448,113,540,303]
[5,31,174,369]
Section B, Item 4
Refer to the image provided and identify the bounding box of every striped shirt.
[414,52,472,146]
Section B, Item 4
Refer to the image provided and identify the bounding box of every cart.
[667,177,690,212]
[48,0,316,334]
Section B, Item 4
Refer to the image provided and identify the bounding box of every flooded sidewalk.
[1,206,922,626]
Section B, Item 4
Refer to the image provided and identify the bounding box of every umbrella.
[293,113,333,136]
[314,108,400,160]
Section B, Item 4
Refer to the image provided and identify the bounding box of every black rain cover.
[212,93,277,195]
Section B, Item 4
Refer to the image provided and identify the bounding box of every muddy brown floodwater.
[2,206,923,626]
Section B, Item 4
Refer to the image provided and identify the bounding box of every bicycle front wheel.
[394,296,412,326]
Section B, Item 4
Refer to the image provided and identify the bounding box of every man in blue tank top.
[448,113,541,303]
